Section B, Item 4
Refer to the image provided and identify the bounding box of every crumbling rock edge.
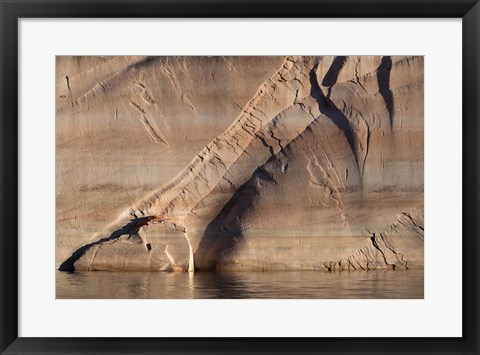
[58,55,424,272]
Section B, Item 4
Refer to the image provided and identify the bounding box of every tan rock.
[56,56,424,272]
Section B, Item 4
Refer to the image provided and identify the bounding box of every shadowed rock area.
[57,56,423,272]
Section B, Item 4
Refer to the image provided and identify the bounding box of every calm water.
[56,269,423,299]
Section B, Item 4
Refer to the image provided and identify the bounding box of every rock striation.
[56,56,424,272]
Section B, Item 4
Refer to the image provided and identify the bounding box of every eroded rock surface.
[57,56,423,272]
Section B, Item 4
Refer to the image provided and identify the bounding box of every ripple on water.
[56,269,423,299]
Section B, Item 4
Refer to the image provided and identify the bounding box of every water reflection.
[56,270,423,299]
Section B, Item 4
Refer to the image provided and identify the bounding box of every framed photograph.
[1,0,478,354]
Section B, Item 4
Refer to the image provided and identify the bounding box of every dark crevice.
[358,248,371,270]
[65,75,71,93]
[370,233,393,268]
[309,63,361,178]
[323,262,332,272]
[347,258,357,271]
[379,233,409,269]
[58,216,155,272]
[377,56,395,129]
[321,56,347,97]
[402,212,424,231]
[352,255,365,270]
[257,134,275,156]
[361,128,371,177]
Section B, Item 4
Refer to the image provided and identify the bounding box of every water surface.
[56,269,423,299]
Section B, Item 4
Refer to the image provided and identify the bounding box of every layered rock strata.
[56,55,424,272]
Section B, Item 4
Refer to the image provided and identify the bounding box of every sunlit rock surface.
[56,56,423,272]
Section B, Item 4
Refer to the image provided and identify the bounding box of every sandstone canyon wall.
[56,56,424,272]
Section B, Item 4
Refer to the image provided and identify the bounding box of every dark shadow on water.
[192,272,254,299]
[56,270,252,299]
[56,270,424,299]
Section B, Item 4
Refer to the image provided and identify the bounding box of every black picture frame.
[1,1,478,354]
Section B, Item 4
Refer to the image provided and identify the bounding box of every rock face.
[56,56,424,272]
